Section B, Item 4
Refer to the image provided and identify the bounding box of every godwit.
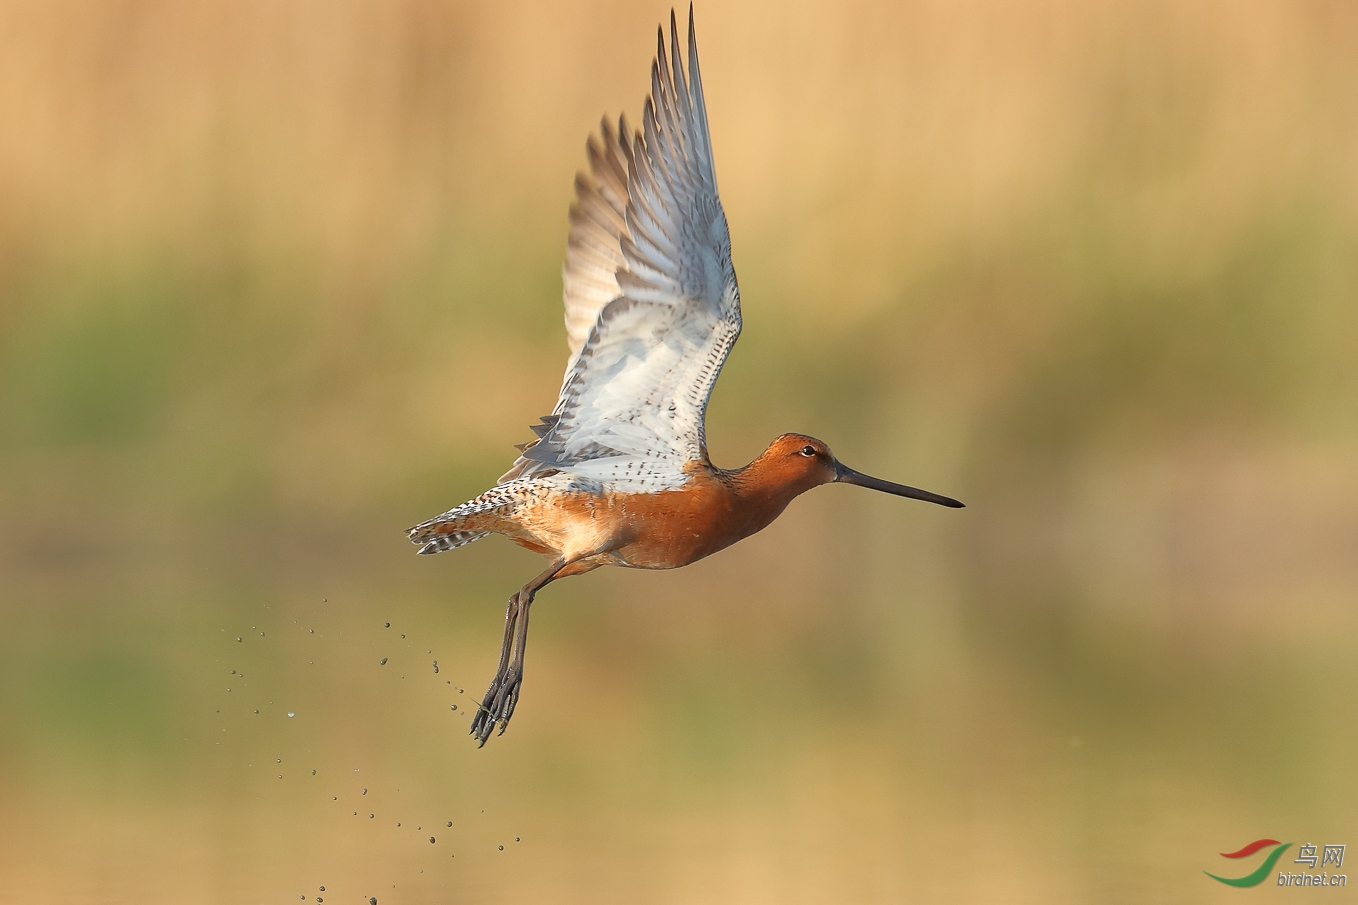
[409,7,963,746]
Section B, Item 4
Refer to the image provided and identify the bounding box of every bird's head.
[757,433,965,508]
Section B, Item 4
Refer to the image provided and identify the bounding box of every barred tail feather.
[407,482,528,555]
[413,529,489,555]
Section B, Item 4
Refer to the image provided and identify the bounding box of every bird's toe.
[487,668,523,737]
[470,677,504,745]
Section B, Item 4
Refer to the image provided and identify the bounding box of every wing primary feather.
[594,119,629,204]
[686,6,715,182]
[652,28,685,172]
[617,112,639,177]
[647,64,677,184]
[670,10,691,128]
[584,145,627,223]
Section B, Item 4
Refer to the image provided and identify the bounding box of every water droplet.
[379,658,388,665]
[370,898,378,905]
[236,637,242,642]
[319,887,325,892]
[230,669,236,674]
[369,814,374,819]
[277,758,282,763]
[316,899,322,903]
[450,705,457,711]
[253,709,259,714]
[515,837,521,842]
[332,797,337,800]
[384,622,390,628]
[309,629,314,633]
[429,836,435,844]
[288,712,295,718]
[311,769,316,775]
[361,788,367,795]
[458,688,463,694]
[226,688,231,692]
[396,822,400,826]
[278,774,283,779]
[498,845,504,851]
[400,634,406,639]
[260,631,265,636]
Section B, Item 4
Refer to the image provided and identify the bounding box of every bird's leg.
[470,557,566,747]
[490,584,534,736]
[470,595,518,726]
[470,592,524,744]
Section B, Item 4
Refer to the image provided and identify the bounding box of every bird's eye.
[800,445,817,457]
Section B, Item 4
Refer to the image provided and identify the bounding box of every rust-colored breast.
[606,467,805,570]
[605,474,736,569]
[502,457,817,573]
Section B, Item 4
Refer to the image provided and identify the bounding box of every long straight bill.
[834,463,965,508]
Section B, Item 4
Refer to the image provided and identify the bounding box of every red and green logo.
[1205,839,1292,887]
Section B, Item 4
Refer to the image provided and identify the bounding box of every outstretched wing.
[500,9,740,492]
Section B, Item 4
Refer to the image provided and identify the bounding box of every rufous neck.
[722,454,815,525]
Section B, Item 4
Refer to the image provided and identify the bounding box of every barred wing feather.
[502,10,741,492]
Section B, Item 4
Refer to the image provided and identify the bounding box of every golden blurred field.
[1,1,1356,903]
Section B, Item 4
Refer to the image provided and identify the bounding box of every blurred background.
[1,0,1356,902]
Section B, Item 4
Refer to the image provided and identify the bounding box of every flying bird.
[409,6,963,746]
